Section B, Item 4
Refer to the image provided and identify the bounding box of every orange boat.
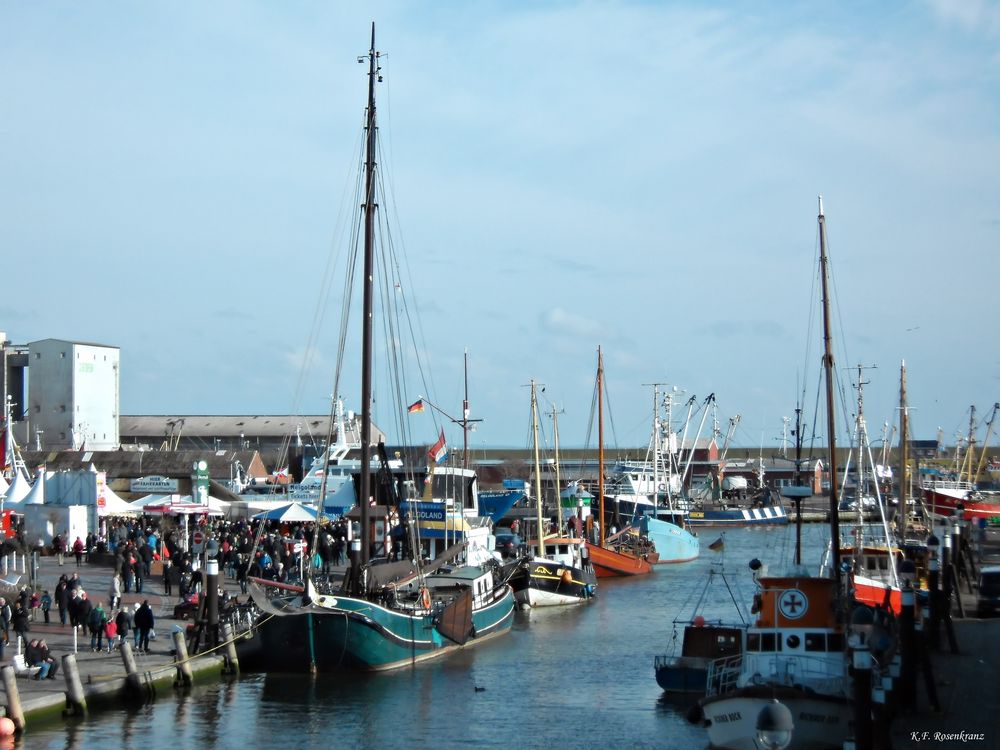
[585,347,655,578]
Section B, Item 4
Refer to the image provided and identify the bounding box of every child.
[40,591,51,624]
[103,617,118,653]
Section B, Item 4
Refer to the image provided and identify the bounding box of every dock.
[0,554,239,732]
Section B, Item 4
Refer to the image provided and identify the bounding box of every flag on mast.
[408,399,425,414]
[428,429,448,464]
[708,536,725,552]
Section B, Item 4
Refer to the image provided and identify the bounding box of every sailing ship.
[698,198,857,749]
[821,365,903,613]
[247,25,514,672]
[505,381,596,607]
[585,347,657,577]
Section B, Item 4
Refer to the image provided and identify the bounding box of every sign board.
[192,530,205,552]
[130,475,179,493]
[206,539,219,557]
[293,542,304,554]
[192,461,211,506]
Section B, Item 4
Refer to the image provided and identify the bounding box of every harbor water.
[24,524,833,750]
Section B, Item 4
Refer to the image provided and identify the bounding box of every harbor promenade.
[0,552,240,730]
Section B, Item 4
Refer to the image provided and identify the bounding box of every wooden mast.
[818,195,841,592]
[552,406,563,534]
[358,23,378,571]
[898,360,909,540]
[531,381,545,558]
[598,346,606,548]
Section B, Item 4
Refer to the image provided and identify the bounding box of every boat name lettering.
[714,712,742,724]
[689,512,704,518]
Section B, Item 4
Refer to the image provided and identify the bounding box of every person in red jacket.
[72,537,85,567]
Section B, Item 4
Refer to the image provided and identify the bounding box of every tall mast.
[462,349,470,470]
[359,22,379,570]
[898,360,909,540]
[531,381,545,558]
[597,347,606,547]
[818,195,841,591]
[552,405,563,533]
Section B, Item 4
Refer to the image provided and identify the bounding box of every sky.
[2,1,998,453]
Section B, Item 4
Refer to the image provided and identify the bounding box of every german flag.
[708,536,725,552]
[407,399,425,414]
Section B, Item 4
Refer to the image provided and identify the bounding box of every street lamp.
[755,699,794,750]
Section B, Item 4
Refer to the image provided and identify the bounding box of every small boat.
[506,381,597,607]
[584,347,655,578]
[654,547,747,694]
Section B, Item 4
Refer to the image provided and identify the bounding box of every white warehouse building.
[26,338,120,451]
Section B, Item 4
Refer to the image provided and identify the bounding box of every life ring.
[420,587,431,610]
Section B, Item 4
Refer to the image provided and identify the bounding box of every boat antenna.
[357,21,380,578]
[818,195,841,592]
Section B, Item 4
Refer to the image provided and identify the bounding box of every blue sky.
[2,1,998,452]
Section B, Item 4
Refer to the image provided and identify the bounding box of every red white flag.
[428,429,448,464]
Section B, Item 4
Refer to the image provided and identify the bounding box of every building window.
[35,352,40,359]
[60,405,66,412]
[60,352,66,358]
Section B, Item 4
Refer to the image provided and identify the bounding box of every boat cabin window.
[804,633,826,651]
[786,635,800,649]
[827,633,844,651]
[747,632,780,652]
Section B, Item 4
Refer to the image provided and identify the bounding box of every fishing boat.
[921,404,1000,521]
[584,347,656,577]
[247,25,514,672]
[614,384,700,563]
[654,540,747,694]
[698,198,857,750]
[505,381,596,607]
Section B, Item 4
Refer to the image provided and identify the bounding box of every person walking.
[72,537,85,567]
[87,600,107,651]
[115,606,133,651]
[11,602,29,649]
[134,600,154,654]
[40,590,52,624]
[163,558,173,596]
[0,597,12,645]
[108,572,122,611]
[55,578,69,626]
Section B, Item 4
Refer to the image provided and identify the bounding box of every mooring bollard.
[172,630,193,688]
[119,641,145,700]
[221,623,240,675]
[61,654,87,717]
[0,665,25,733]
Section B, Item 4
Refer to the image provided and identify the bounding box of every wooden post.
[119,640,145,700]
[173,630,193,688]
[851,642,873,750]
[221,623,240,675]
[898,585,916,709]
[61,654,87,717]
[0,665,25,733]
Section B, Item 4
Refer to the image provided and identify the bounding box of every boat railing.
[740,653,846,693]
[704,654,743,696]
[921,477,975,492]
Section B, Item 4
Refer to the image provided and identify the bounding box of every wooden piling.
[851,643,873,750]
[120,641,145,700]
[899,585,916,709]
[173,630,193,688]
[61,654,87,717]
[0,665,25,733]
[221,623,240,676]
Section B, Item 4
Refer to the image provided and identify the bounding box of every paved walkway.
[0,553,239,713]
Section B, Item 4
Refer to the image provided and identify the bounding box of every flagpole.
[409,395,482,466]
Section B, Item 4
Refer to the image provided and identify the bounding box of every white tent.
[252,502,319,523]
[22,470,50,505]
[2,468,33,508]
[130,494,230,516]
[98,485,141,516]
